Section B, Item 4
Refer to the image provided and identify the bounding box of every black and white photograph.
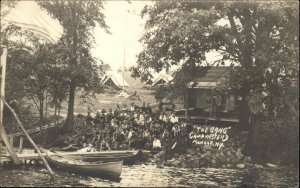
[0,0,299,187]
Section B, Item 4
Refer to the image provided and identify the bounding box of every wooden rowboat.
[46,151,123,178]
[52,149,141,164]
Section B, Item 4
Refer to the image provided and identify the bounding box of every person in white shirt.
[127,128,136,146]
[130,103,135,112]
[171,123,180,137]
[146,115,152,124]
[78,143,96,152]
[152,137,161,151]
[122,104,128,112]
[135,113,145,126]
[159,112,168,122]
[169,113,179,124]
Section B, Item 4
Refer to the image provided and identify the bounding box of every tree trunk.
[39,99,44,131]
[45,93,48,120]
[54,103,57,117]
[63,1,78,133]
[64,79,76,132]
[58,101,61,117]
[239,95,251,130]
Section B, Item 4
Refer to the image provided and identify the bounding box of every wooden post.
[9,135,14,146]
[0,47,21,165]
[18,136,23,154]
[1,97,55,180]
[185,89,188,119]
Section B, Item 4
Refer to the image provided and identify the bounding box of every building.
[176,66,239,123]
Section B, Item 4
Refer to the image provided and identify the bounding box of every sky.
[91,1,152,71]
[2,0,226,72]
[91,1,227,72]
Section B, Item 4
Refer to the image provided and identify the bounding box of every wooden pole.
[9,135,13,145]
[0,47,22,165]
[185,89,188,119]
[1,96,55,180]
[18,136,23,154]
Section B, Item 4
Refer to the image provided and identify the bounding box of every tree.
[1,1,108,132]
[1,1,60,132]
[39,0,109,132]
[134,1,299,164]
[3,34,68,131]
[135,1,298,129]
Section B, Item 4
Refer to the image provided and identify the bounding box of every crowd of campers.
[73,102,189,157]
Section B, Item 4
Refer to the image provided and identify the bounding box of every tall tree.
[3,33,69,131]
[134,0,299,164]
[134,1,298,130]
[40,0,109,132]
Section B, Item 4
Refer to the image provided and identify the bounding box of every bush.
[249,117,299,166]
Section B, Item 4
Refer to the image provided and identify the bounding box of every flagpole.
[123,34,125,93]
[122,3,127,93]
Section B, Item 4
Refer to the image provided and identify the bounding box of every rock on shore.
[150,130,257,169]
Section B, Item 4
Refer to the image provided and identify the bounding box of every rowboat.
[46,151,123,178]
[52,149,141,164]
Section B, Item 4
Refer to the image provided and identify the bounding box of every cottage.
[176,66,239,123]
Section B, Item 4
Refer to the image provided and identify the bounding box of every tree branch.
[227,11,244,49]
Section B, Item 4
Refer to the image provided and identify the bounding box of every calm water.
[0,164,299,187]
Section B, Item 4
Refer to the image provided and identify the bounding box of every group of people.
[75,102,189,158]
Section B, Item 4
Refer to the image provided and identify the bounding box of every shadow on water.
[52,167,123,182]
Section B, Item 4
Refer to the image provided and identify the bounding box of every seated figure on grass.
[152,137,162,152]
[100,126,111,151]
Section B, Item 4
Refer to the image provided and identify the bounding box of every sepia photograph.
[0,0,299,187]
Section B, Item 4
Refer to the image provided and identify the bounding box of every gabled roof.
[101,71,129,88]
[151,73,173,87]
[188,66,232,88]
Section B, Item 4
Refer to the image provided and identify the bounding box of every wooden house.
[175,66,239,123]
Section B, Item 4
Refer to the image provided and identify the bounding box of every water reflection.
[0,164,298,187]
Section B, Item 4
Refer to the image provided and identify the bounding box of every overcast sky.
[91,1,227,72]
[91,1,152,71]
[2,0,226,71]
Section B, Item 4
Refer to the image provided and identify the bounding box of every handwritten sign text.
[189,126,231,149]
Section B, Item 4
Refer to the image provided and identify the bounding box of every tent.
[101,71,129,89]
[151,73,173,87]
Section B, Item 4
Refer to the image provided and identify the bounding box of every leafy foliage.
[1,1,109,132]
[38,0,109,132]
[134,1,299,164]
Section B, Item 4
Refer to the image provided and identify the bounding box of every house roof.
[188,66,232,88]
